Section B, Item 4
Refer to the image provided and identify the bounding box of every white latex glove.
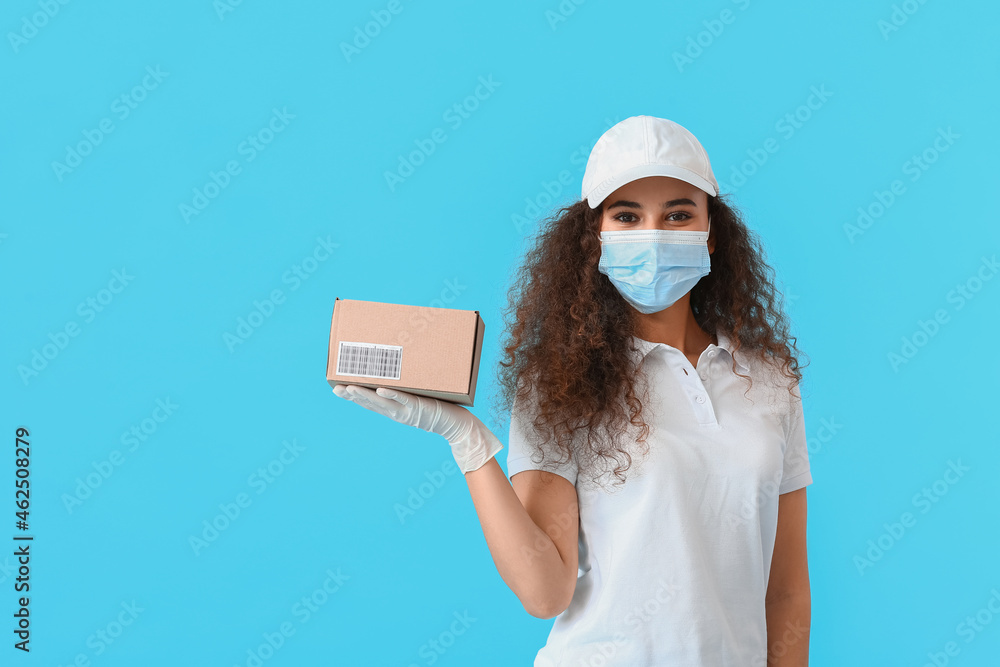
[333,384,503,473]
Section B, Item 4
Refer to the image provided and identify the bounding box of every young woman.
[333,116,813,666]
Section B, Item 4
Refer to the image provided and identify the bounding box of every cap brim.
[585,164,718,208]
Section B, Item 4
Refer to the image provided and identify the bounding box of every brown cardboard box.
[326,297,486,406]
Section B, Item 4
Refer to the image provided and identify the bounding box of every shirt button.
[696,395,706,404]
[708,350,716,357]
[699,372,708,381]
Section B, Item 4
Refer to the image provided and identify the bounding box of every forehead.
[605,176,704,203]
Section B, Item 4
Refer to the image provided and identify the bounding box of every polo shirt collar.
[629,329,751,374]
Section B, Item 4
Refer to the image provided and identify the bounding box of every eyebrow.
[607,198,698,210]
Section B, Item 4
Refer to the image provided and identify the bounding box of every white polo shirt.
[506,330,813,666]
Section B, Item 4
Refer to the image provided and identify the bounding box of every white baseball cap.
[581,115,718,208]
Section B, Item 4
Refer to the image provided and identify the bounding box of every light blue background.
[3,0,999,664]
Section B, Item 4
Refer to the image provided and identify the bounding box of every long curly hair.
[488,193,808,491]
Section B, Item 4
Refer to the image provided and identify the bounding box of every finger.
[336,385,366,404]
[346,385,401,413]
[376,387,410,405]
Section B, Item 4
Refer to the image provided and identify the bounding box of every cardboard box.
[326,297,486,406]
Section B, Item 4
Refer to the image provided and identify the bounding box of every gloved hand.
[333,384,503,473]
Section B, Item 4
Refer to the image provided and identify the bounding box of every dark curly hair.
[487,193,809,491]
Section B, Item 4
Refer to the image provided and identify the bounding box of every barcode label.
[336,341,403,380]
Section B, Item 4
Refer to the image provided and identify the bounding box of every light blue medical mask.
[597,219,712,314]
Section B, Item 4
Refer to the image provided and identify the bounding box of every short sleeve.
[506,394,579,486]
[778,385,813,495]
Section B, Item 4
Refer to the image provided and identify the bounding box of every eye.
[611,210,695,225]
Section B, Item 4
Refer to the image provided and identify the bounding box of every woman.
[334,115,813,666]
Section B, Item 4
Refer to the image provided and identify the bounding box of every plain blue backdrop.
[3,0,999,665]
